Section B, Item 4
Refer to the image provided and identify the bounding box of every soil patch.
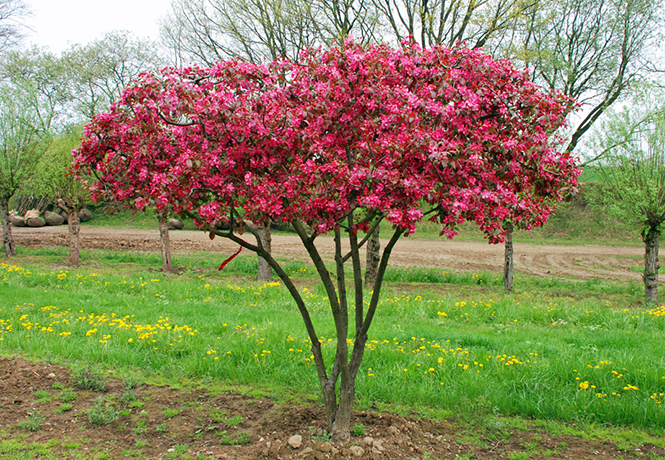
[12,226,644,281]
[1,357,662,459]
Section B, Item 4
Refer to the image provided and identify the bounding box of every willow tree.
[592,93,665,303]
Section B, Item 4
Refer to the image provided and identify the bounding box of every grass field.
[2,247,664,436]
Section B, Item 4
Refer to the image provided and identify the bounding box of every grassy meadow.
[2,246,664,435]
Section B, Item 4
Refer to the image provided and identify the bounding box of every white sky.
[24,0,171,53]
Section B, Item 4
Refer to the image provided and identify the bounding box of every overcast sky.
[25,0,171,53]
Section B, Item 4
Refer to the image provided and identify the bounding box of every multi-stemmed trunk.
[643,225,659,304]
[0,196,16,256]
[157,211,173,273]
[503,221,514,292]
[209,212,398,441]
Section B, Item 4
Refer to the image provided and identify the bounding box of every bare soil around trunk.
[2,356,661,460]
[12,225,644,281]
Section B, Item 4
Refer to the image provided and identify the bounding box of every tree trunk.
[66,209,80,267]
[256,222,272,281]
[157,212,173,273]
[0,197,15,256]
[330,379,355,441]
[643,226,659,304]
[503,221,514,292]
[365,225,380,287]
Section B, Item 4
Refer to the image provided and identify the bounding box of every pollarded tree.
[0,84,48,256]
[590,91,665,303]
[74,41,578,440]
[24,127,90,266]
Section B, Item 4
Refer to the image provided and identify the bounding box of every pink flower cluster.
[73,40,579,242]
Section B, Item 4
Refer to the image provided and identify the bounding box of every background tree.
[0,46,69,131]
[372,0,524,50]
[0,0,29,53]
[496,0,662,290]
[0,84,48,256]
[506,0,663,154]
[74,42,578,440]
[162,0,320,65]
[62,31,164,120]
[590,90,665,303]
[23,127,90,266]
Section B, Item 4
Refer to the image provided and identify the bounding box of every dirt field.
[13,225,644,281]
[2,356,661,460]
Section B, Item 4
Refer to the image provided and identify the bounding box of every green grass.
[411,200,641,246]
[1,248,664,430]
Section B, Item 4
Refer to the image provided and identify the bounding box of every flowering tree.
[74,41,578,440]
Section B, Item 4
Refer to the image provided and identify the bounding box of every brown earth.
[2,356,661,460]
[11,225,644,281]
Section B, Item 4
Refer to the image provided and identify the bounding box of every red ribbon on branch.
[218,246,243,271]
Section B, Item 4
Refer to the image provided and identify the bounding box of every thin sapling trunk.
[57,199,81,267]
[503,221,514,292]
[643,225,659,304]
[0,197,15,256]
[157,211,173,273]
[66,210,80,267]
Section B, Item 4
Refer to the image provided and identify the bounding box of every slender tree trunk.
[157,211,173,273]
[643,226,659,304]
[503,221,514,292]
[0,197,16,256]
[66,210,80,267]
[365,225,380,287]
[256,222,272,281]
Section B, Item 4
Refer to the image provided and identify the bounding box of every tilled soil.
[12,225,644,281]
[1,357,662,459]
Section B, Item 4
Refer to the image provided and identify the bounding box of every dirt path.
[12,225,643,281]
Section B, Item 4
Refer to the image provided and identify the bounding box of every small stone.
[362,436,374,447]
[387,426,400,435]
[288,434,303,449]
[373,440,385,451]
[301,447,314,457]
[319,442,332,453]
[47,373,56,379]
[349,446,364,457]
[331,446,339,456]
